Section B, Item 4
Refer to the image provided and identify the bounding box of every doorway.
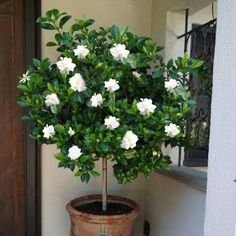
[0,0,41,235]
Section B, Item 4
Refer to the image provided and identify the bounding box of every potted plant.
[17,9,205,236]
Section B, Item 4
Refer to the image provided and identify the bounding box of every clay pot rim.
[66,194,140,224]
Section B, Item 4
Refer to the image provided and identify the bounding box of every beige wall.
[41,1,152,235]
[42,0,152,62]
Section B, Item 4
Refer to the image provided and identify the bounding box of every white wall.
[204,0,236,235]
[150,0,216,49]
[41,1,152,235]
[145,173,206,236]
[165,3,217,62]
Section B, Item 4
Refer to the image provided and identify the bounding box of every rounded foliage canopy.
[17,9,205,184]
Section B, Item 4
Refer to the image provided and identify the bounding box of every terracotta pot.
[66,194,140,236]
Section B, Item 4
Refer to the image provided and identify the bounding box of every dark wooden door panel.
[0,0,25,235]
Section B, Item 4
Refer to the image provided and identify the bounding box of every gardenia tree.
[17,9,205,211]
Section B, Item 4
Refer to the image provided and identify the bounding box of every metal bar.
[102,158,107,212]
[184,9,189,52]
[178,147,182,167]
[178,18,217,39]
[179,9,189,167]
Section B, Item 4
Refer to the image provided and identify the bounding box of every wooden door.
[0,0,40,235]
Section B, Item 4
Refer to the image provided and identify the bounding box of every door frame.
[25,0,41,235]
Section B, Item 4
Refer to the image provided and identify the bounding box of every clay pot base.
[66,195,140,236]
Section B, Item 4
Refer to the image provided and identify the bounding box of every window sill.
[157,165,207,192]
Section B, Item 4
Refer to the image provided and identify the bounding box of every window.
[184,22,216,167]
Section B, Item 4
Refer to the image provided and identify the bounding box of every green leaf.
[91,171,100,177]
[55,152,65,160]
[131,99,137,114]
[46,9,59,18]
[50,105,58,114]
[192,60,204,69]
[71,19,95,32]
[110,25,120,38]
[33,58,41,68]
[55,33,63,43]
[124,150,135,159]
[21,115,32,121]
[59,15,72,28]
[81,173,90,183]
[40,23,55,30]
[75,124,82,132]
[17,100,29,107]
[54,124,66,134]
[153,68,164,78]
[79,155,89,163]
[36,17,47,23]
[46,41,57,47]
[83,19,95,28]
[47,83,55,92]
[99,142,109,153]
[17,84,31,92]
[167,59,173,69]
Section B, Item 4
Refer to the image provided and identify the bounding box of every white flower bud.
[137,98,156,115]
[56,57,76,74]
[45,93,60,107]
[42,124,55,139]
[104,79,120,93]
[121,131,138,150]
[104,116,120,130]
[69,73,87,92]
[165,123,180,137]
[68,145,82,160]
[73,45,89,59]
[90,93,103,107]
[110,44,130,61]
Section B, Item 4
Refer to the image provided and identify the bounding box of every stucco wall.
[204,0,236,235]
[41,1,152,235]
[150,0,216,48]
[145,173,206,236]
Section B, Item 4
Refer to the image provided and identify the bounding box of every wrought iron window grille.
[177,9,216,167]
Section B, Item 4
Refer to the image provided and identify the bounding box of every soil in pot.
[75,201,133,215]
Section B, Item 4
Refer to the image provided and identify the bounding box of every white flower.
[121,131,138,150]
[20,71,30,83]
[153,151,158,156]
[104,116,120,130]
[165,123,180,138]
[69,73,87,92]
[90,93,103,107]
[73,45,89,59]
[104,79,120,93]
[137,98,156,115]
[42,124,55,139]
[45,93,60,107]
[165,79,180,92]
[68,145,82,160]
[68,127,75,136]
[56,57,76,74]
[110,44,130,61]
[133,71,141,78]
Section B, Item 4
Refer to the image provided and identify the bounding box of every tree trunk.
[102,158,107,211]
